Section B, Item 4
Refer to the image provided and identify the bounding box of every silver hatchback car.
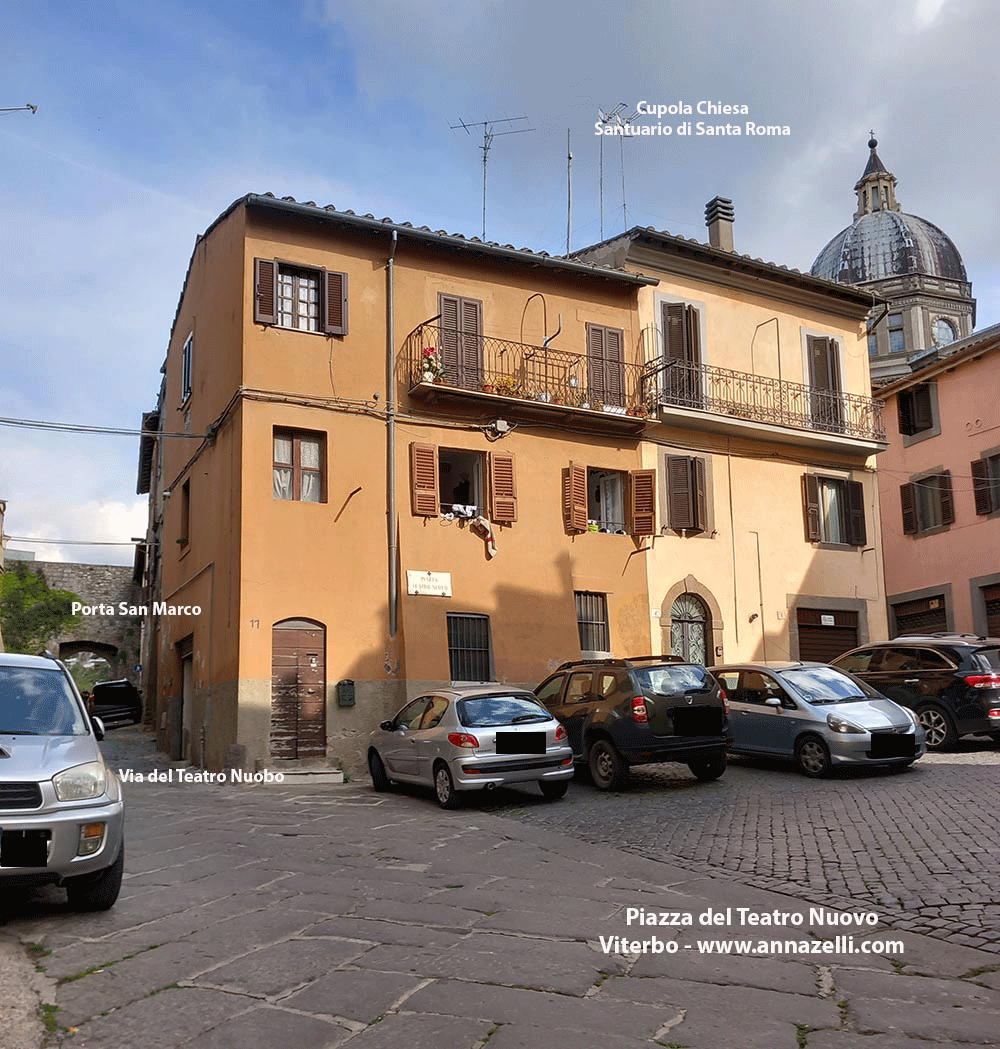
[368,686,574,807]
[0,653,125,909]
[712,662,927,777]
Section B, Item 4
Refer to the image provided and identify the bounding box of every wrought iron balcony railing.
[404,324,651,417]
[644,358,886,443]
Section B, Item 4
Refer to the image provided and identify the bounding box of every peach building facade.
[138,196,888,773]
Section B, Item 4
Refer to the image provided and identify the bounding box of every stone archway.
[659,576,725,666]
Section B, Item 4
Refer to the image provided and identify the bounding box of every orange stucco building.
[138,194,888,773]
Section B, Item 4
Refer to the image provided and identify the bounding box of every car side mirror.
[765,697,782,709]
[91,716,106,741]
[379,720,393,731]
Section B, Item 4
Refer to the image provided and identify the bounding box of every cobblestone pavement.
[500,737,1000,953]
[2,728,999,1049]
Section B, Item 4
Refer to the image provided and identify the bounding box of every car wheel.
[434,763,460,809]
[539,780,569,801]
[64,843,124,912]
[916,705,957,750]
[587,739,629,791]
[688,753,727,781]
[368,750,391,792]
[795,735,831,778]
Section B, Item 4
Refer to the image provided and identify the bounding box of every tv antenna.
[596,103,627,239]
[451,116,533,239]
[1,103,38,115]
[617,106,639,231]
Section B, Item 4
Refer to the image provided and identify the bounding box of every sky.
[1,0,997,565]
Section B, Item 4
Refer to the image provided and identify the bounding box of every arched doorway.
[271,619,326,760]
[670,593,710,665]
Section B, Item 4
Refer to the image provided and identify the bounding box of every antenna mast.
[566,129,572,255]
[451,116,533,239]
[596,103,626,239]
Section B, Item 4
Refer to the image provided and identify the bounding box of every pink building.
[877,324,1000,637]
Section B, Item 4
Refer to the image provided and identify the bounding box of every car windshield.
[0,666,88,735]
[971,648,1000,672]
[781,666,878,705]
[458,695,550,728]
[633,665,711,694]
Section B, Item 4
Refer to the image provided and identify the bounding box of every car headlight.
[53,761,108,801]
[827,713,865,734]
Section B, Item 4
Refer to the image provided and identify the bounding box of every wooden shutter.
[605,327,625,407]
[685,304,700,364]
[913,385,933,432]
[323,271,348,335]
[410,443,439,516]
[488,452,517,523]
[439,294,460,375]
[254,259,277,324]
[460,297,483,386]
[971,459,992,516]
[663,303,686,363]
[586,323,607,403]
[668,456,694,530]
[900,483,917,535]
[939,471,955,525]
[563,462,587,533]
[628,470,656,536]
[802,474,821,541]
[847,480,867,547]
[694,457,707,531]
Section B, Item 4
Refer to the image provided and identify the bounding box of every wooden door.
[271,620,326,760]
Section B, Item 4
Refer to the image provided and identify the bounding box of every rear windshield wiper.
[511,713,547,723]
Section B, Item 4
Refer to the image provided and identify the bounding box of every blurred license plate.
[671,707,721,736]
[0,829,49,868]
[495,732,545,754]
[869,733,915,758]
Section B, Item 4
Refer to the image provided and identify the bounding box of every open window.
[409,443,516,523]
[563,462,654,536]
[803,474,866,546]
[254,258,348,335]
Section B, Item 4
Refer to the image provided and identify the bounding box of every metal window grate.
[575,591,609,653]
[447,613,492,681]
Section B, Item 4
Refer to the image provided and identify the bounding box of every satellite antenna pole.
[617,108,638,231]
[566,129,572,255]
[451,116,533,239]
[596,103,626,239]
[1,103,38,114]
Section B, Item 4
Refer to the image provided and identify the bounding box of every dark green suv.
[534,657,730,790]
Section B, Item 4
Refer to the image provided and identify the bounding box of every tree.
[0,563,82,654]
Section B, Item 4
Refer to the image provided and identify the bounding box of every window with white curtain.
[273,429,324,502]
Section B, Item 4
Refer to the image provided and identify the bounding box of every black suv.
[91,680,143,726]
[534,657,730,790]
[830,635,1000,749]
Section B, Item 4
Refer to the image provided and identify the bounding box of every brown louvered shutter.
[913,385,933,432]
[254,259,277,324]
[802,474,821,541]
[563,462,587,532]
[439,294,460,375]
[939,471,954,525]
[847,480,867,547]
[410,443,439,517]
[629,470,656,536]
[685,304,701,364]
[900,483,917,535]
[605,327,625,407]
[489,452,517,523]
[663,303,686,362]
[668,456,694,530]
[971,459,992,516]
[694,457,707,531]
[586,323,607,403]
[323,271,348,335]
[460,297,483,387]
[897,391,914,436]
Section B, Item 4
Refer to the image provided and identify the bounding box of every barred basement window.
[575,592,609,653]
[447,614,492,682]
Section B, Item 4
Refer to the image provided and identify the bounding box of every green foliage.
[0,563,82,653]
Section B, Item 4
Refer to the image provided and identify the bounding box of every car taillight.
[555,724,567,741]
[631,697,648,723]
[447,733,479,749]
[988,709,1000,720]
[965,674,1000,690]
[719,688,730,716]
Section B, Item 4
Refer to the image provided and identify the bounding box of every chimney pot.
[705,196,735,251]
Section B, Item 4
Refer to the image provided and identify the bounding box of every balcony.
[646,358,887,453]
[403,324,652,434]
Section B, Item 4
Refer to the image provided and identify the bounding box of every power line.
[0,416,200,438]
[4,536,145,546]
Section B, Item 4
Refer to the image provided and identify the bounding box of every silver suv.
[0,652,125,910]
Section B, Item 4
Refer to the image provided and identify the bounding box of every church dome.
[810,137,967,285]
[811,210,967,284]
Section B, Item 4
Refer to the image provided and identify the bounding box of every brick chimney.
[705,196,735,251]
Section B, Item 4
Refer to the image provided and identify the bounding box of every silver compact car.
[711,662,926,777]
[0,653,125,909]
[368,686,574,808]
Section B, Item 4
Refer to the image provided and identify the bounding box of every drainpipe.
[387,231,398,637]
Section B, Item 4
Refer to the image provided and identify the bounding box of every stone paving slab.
[281,969,426,1023]
[847,997,1000,1042]
[179,1005,352,1049]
